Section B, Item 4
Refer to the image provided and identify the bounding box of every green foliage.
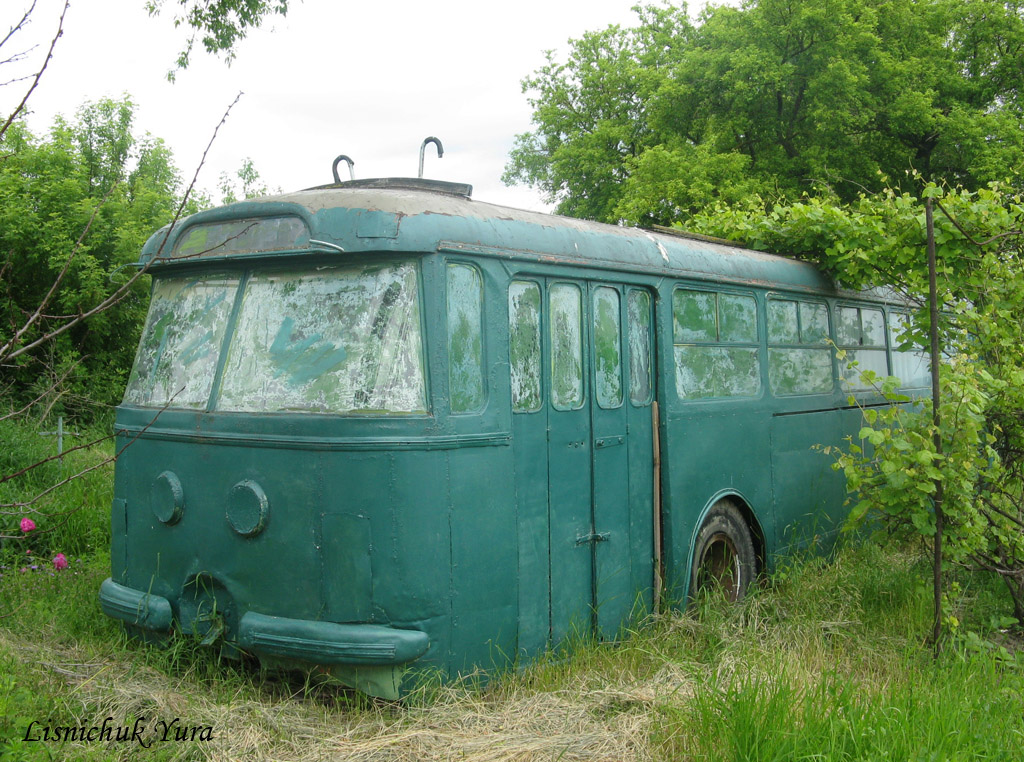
[506,0,1024,224]
[218,156,274,204]
[0,98,194,419]
[146,0,290,76]
[0,416,114,563]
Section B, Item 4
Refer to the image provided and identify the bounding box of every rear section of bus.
[99,203,446,698]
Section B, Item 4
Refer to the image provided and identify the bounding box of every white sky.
[3,0,665,212]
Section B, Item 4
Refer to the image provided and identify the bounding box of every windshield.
[123,276,238,409]
[123,261,427,415]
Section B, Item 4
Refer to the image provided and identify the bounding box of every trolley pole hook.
[332,155,355,183]
[418,137,443,178]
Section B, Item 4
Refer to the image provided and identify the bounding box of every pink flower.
[20,517,36,533]
[52,553,68,571]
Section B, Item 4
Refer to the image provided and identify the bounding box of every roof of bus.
[142,179,839,295]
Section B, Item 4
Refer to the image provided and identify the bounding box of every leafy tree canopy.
[505,0,1024,225]
[0,97,203,418]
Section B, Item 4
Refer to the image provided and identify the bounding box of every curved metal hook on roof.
[418,137,443,178]
[332,155,355,183]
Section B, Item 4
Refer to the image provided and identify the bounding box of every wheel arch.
[684,489,766,600]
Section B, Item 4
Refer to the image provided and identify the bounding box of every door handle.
[575,531,610,546]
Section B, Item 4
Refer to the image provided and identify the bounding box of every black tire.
[690,499,758,602]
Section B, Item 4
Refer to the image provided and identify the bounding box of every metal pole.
[926,198,945,654]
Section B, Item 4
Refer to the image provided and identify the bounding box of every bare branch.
[0,430,114,490]
[0,1,37,53]
[0,0,67,143]
[0,394,177,512]
[155,91,244,258]
[0,355,82,422]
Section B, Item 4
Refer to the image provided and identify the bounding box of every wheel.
[690,499,758,602]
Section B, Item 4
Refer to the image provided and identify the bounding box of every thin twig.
[0,431,115,488]
[154,91,244,258]
[0,0,37,53]
[0,0,66,142]
[0,356,82,422]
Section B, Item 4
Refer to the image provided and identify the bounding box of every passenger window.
[889,312,930,389]
[767,300,799,345]
[673,288,760,400]
[672,290,716,342]
[593,287,622,409]
[837,305,888,391]
[509,281,542,412]
[550,283,584,410]
[719,293,757,343]
[767,299,833,396]
[801,303,830,344]
[627,290,652,405]
[447,264,485,413]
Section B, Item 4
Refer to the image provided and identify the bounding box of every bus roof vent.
[325,177,473,198]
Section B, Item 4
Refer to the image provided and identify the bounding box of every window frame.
[671,285,762,402]
[765,296,835,397]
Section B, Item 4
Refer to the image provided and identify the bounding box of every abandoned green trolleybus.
[100,174,929,697]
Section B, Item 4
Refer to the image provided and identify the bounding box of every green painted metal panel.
[448,446,518,674]
[110,498,127,583]
[321,513,373,622]
[770,410,846,553]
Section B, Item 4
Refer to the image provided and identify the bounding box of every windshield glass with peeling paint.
[123,276,239,409]
[218,261,426,414]
[124,261,427,414]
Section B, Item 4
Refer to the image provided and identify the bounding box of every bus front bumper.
[99,578,429,667]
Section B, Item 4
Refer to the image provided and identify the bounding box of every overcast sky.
[3,0,676,212]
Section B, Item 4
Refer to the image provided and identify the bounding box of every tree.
[218,156,274,204]
[0,97,199,416]
[0,0,254,569]
[506,0,1024,225]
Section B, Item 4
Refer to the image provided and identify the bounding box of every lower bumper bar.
[99,578,173,631]
[99,578,429,667]
[238,612,429,665]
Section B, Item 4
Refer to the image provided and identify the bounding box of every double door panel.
[511,278,655,649]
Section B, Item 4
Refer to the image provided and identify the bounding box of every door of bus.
[511,279,655,648]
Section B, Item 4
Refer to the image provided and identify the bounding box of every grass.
[1,419,1023,760]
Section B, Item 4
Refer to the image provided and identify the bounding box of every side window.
[447,263,485,413]
[627,289,653,405]
[509,281,542,412]
[767,298,833,396]
[593,287,623,409]
[673,288,760,400]
[889,311,930,389]
[550,283,584,410]
[837,305,888,391]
